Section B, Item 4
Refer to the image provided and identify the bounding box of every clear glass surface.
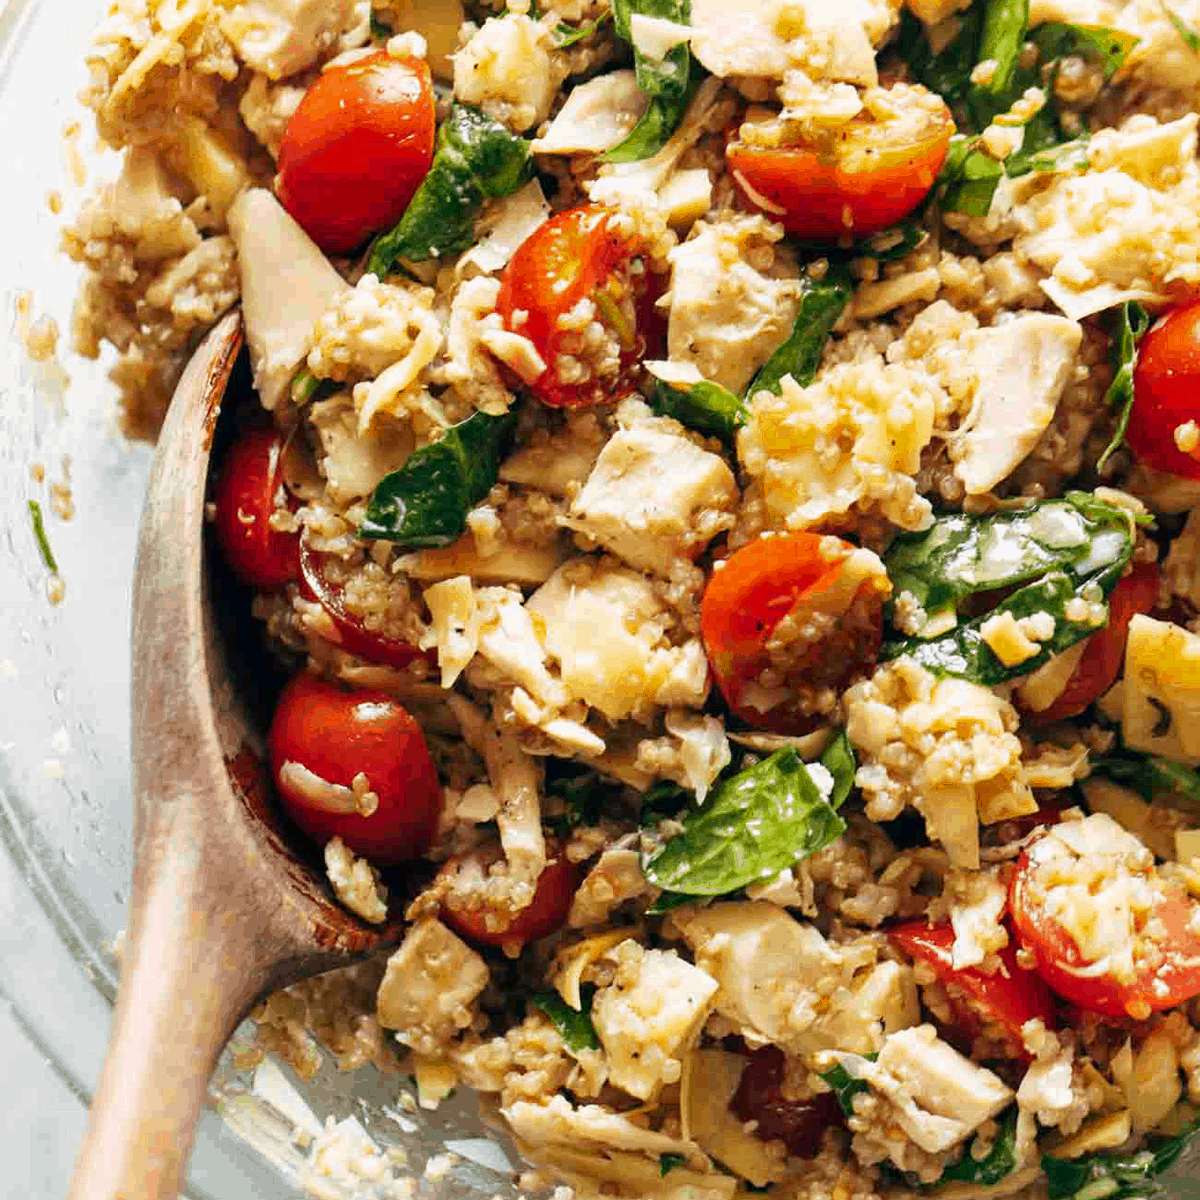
[0,2,1197,1198]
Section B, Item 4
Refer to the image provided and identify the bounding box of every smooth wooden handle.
[63,804,271,1200]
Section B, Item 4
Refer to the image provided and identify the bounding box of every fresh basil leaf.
[882,494,1138,684]
[746,267,852,400]
[1162,1,1200,51]
[605,0,702,162]
[975,0,1030,105]
[1097,301,1153,470]
[1091,751,1200,813]
[640,779,691,826]
[899,6,983,112]
[1005,124,1090,178]
[822,1056,877,1118]
[938,1108,1020,1188]
[1029,20,1140,78]
[367,104,533,273]
[659,1153,687,1177]
[935,136,1004,216]
[819,730,857,811]
[651,378,748,444]
[1043,1114,1200,1200]
[555,11,612,45]
[531,988,600,1054]
[642,748,846,896]
[546,766,619,833]
[360,409,517,547]
[28,500,58,574]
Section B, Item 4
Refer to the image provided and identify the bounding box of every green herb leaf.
[1097,301,1153,470]
[935,136,1004,216]
[290,366,338,406]
[555,10,612,45]
[531,988,600,1054]
[644,889,702,916]
[822,1056,877,1118]
[975,0,1031,104]
[28,500,58,574]
[1028,21,1140,78]
[651,378,748,444]
[819,730,857,811]
[642,748,846,896]
[546,765,622,834]
[1161,1,1200,51]
[1043,1113,1200,1200]
[882,494,1138,684]
[745,267,852,400]
[605,0,702,162]
[368,10,392,38]
[899,6,983,112]
[367,104,533,273]
[360,409,517,547]
[1091,750,1200,813]
[938,1108,1020,1188]
[659,1153,687,1177]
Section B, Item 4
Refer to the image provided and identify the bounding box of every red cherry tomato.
[700,532,887,734]
[1032,562,1159,722]
[278,52,435,255]
[440,841,578,946]
[298,539,427,670]
[1010,840,1200,1020]
[726,83,954,239]
[1128,300,1200,479]
[496,205,662,408]
[212,424,300,589]
[888,922,1060,1060]
[732,1046,844,1158]
[268,672,442,865]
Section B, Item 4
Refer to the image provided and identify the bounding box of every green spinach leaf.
[1097,301,1153,470]
[939,1108,1020,1188]
[975,0,1031,106]
[1091,750,1200,813]
[605,0,702,162]
[934,135,1005,216]
[367,104,532,273]
[1161,1,1200,51]
[820,730,857,811]
[555,11,612,45]
[1043,1113,1200,1200]
[642,748,846,896]
[746,266,853,399]
[659,1153,687,1176]
[651,378,748,444]
[1028,21,1140,78]
[882,494,1138,684]
[360,409,517,547]
[531,987,600,1054]
[369,10,392,38]
[822,1056,877,1117]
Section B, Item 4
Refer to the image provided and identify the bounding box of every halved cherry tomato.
[278,52,435,255]
[1031,561,1159,723]
[496,205,661,408]
[1128,300,1200,479]
[298,539,427,670]
[212,424,300,589]
[732,1046,844,1158]
[440,841,578,947]
[726,83,954,239]
[888,922,1060,1060]
[268,672,442,865]
[1010,838,1200,1020]
[700,532,888,734]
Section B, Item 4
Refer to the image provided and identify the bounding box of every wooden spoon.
[66,309,402,1200]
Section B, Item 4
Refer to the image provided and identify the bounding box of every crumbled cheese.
[945,868,1009,969]
[220,0,355,79]
[324,837,389,924]
[453,13,556,132]
[980,610,1042,667]
[591,940,718,1101]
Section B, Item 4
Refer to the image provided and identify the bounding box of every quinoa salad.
[61,0,1200,1196]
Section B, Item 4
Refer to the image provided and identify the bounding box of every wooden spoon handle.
[63,829,270,1200]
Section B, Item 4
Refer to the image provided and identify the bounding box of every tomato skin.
[278,52,435,255]
[298,539,428,670]
[732,1046,844,1158]
[726,87,954,239]
[496,205,659,408]
[888,921,1059,1059]
[268,672,442,866]
[440,842,578,947]
[1128,300,1200,479]
[1010,848,1200,1020]
[700,532,886,734]
[1033,561,1160,722]
[212,424,300,589]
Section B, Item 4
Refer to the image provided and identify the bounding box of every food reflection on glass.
[59,0,1200,1193]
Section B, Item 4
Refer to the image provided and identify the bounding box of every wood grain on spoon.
[67,309,402,1200]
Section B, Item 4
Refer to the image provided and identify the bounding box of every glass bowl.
[2,1,1198,1198]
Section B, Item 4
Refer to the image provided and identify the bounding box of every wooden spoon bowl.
[67,309,402,1200]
